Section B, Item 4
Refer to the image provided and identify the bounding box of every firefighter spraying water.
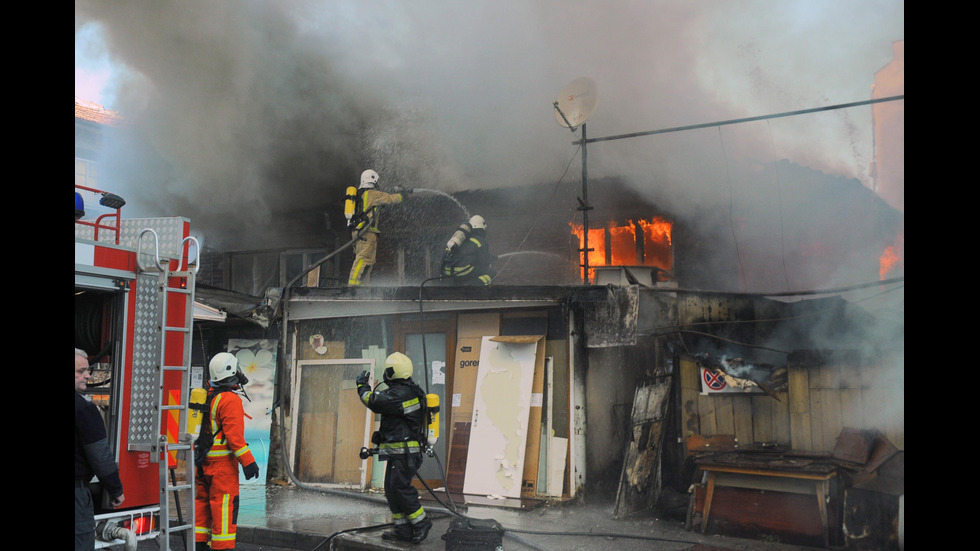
[346,169,414,286]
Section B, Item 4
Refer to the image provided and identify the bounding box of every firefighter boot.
[411,518,433,544]
[381,524,413,542]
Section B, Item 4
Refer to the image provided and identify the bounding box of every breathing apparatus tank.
[187,387,208,440]
[426,393,440,448]
[445,222,472,251]
[344,185,360,228]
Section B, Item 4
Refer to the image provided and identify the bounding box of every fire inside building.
[186,166,903,548]
[77,41,903,550]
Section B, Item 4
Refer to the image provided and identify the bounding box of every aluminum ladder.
[135,229,200,551]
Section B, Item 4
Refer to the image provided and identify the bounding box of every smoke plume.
[76,1,904,260]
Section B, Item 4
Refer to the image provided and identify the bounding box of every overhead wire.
[495,144,581,279]
[767,119,792,290]
[718,126,747,290]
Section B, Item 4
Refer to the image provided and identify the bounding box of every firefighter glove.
[243,462,260,480]
[356,370,370,387]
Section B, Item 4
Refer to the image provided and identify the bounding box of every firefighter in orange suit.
[348,169,410,286]
[195,352,259,551]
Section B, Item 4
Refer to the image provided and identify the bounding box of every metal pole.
[580,123,592,284]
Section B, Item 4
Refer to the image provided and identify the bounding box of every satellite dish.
[554,77,599,129]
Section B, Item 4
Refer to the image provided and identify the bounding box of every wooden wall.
[679,351,904,453]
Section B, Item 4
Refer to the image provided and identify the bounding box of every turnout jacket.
[75,392,124,499]
[356,378,426,458]
[352,189,404,234]
[204,387,256,467]
[442,229,495,285]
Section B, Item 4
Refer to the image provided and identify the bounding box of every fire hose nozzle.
[359,447,379,460]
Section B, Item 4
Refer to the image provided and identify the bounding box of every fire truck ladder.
[133,229,200,551]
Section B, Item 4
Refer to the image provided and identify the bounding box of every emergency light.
[99,192,127,209]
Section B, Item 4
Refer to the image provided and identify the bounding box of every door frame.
[289,358,375,488]
[394,313,457,488]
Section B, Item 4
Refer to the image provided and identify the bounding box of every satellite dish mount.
[553,77,600,283]
[553,77,599,133]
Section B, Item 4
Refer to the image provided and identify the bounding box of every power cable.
[718,126,747,290]
[767,120,791,290]
[496,144,580,279]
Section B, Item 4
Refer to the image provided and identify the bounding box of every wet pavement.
[220,482,828,551]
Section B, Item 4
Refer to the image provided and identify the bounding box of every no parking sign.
[699,367,764,395]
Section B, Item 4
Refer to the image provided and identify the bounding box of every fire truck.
[75,184,199,550]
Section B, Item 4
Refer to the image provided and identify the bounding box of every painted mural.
[227,338,277,484]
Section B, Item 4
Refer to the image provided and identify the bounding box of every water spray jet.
[412,188,471,217]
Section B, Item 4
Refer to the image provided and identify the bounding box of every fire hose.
[96,520,138,551]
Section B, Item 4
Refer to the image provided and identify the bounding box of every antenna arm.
[553,101,578,133]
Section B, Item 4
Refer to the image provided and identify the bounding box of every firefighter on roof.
[442,215,497,285]
[354,352,433,543]
[347,169,411,286]
[195,352,260,551]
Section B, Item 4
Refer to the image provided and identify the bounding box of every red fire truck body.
[75,185,198,549]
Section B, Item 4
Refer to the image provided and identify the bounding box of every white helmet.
[360,169,379,189]
[384,352,414,383]
[469,215,486,230]
[209,352,239,384]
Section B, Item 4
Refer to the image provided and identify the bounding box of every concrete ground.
[221,482,829,551]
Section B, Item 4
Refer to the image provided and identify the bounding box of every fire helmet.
[383,352,414,383]
[469,215,486,230]
[209,352,242,386]
[360,169,379,189]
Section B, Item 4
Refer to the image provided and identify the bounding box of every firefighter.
[75,348,124,551]
[348,169,411,286]
[195,352,260,551]
[354,352,433,543]
[441,215,496,285]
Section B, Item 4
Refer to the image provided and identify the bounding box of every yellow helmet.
[384,352,414,382]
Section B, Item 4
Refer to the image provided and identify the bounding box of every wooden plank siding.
[679,352,904,453]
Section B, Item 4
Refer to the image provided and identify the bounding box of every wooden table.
[699,463,837,547]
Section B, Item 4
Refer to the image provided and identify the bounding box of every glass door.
[396,313,455,486]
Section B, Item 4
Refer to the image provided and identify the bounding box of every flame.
[880,231,904,279]
[570,217,673,280]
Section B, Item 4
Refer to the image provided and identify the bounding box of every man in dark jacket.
[355,352,433,543]
[75,348,124,550]
[441,215,496,285]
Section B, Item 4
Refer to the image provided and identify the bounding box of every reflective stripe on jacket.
[206,391,256,466]
[356,378,426,459]
[353,190,403,233]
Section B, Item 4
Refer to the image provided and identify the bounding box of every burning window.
[570,217,673,281]
[879,231,904,279]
